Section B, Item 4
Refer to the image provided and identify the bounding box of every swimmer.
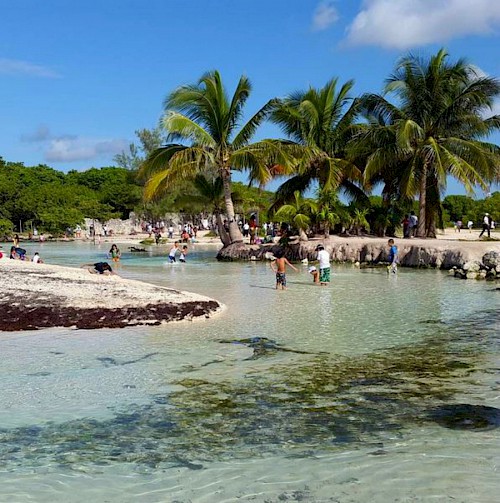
[109,244,121,262]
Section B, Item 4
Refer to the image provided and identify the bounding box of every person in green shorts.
[316,245,331,286]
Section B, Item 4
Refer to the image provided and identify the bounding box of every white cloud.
[45,137,128,163]
[20,125,128,162]
[0,58,60,78]
[312,2,339,31]
[345,0,500,49]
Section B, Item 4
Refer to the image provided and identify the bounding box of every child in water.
[270,249,298,290]
[179,245,188,263]
[387,239,398,273]
[309,266,319,284]
[109,244,121,262]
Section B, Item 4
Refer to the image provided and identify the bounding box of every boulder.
[463,261,481,272]
[483,251,500,269]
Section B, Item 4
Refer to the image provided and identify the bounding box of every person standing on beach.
[408,211,418,237]
[270,249,298,290]
[402,215,410,238]
[387,239,399,273]
[479,213,491,238]
[316,245,331,286]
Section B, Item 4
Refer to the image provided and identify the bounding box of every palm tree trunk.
[299,228,309,241]
[323,222,329,238]
[417,162,428,238]
[221,167,243,243]
[216,212,231,247]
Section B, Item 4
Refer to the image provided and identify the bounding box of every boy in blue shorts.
[387,239,398,273]
[270,249,298,290]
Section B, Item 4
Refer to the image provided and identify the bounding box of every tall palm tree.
[140,71,293,244]
[270,78,366,213]
[359,49,500,237]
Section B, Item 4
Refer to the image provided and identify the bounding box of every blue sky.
[1,0,499,196]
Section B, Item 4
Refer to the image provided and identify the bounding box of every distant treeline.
[0,159,275,235]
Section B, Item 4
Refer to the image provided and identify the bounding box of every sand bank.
[0,259,222,332]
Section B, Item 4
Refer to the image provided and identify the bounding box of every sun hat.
[308,266,317,273]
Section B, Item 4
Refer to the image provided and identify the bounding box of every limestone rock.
[463,261,481,272]
[483,251,500,269]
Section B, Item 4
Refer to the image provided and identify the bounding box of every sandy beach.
[0,259,222,331]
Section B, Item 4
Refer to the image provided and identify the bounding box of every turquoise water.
[0,241,499,502]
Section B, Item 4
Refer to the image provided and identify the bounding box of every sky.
[1,0,499,197]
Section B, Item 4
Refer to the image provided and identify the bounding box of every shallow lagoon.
[0,241,499,502]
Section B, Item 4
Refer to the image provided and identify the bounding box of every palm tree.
[359,49,500,237]
[174,174,233,246]
[270,78,366,211]
[313,190,342,237]
[273,191,316,241]
[140,71,293,244]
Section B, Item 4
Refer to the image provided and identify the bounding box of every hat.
[485,213,489,216]
[308,266,317,273]
[316,244,324,251]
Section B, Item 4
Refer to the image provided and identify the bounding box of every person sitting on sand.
[10,246,27,260]
[81,262,115,275]
[109,244,121,262]
[31,252,43,264]
[270,249,298,290]
[181,230,190,243]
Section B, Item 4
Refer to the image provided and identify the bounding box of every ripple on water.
[0,244,499,502]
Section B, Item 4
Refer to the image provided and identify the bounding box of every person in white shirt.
[316,245,331,286]
[479,213,491,238]
[31,252,43,263]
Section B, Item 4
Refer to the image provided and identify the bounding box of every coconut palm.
[273,191,316,241]
[270,78,366,211]
[358,49,500,237]
[313,190,343,237]
[174,174,242,246]
[140,71,293,244]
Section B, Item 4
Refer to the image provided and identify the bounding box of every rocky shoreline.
[216,236,500,280]
[0,260,222,332]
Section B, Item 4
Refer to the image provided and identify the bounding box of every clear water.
[1,241,499,502]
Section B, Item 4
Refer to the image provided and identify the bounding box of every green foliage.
[0,216,13,236]
[114,127,165,171]
[0,160,141,234]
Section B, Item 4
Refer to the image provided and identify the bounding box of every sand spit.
[0,260,222,331]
